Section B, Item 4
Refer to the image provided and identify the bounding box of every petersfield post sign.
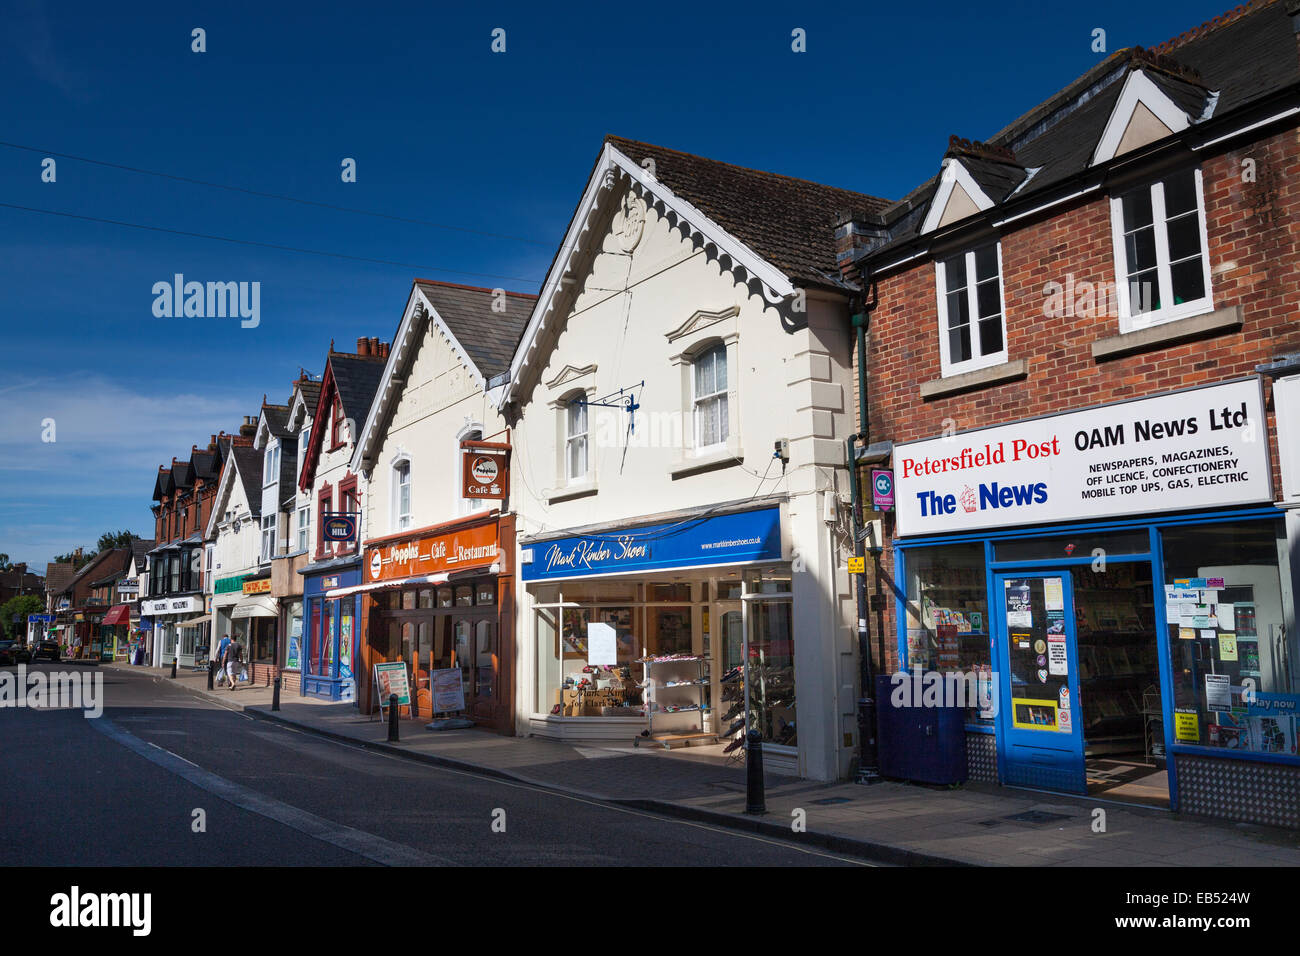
[892,379,1271,536]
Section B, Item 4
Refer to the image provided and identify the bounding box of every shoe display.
[722,699,745,721]
[723,734,745,754]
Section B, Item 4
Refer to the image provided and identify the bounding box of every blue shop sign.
[304,567,361,597]
[522,506,782,581]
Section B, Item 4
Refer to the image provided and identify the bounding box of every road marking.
[91,717,449,867]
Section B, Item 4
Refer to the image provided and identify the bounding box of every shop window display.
[904,542,992,724]
[1161,520,1297,756]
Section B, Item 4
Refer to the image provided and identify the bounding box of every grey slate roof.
[603,135,892,289]
[329,354,387,428]
[415,281,536,379]
[229,446,263,518]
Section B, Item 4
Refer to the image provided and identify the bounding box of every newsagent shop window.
[1111,166,1212,332]
[1160,519,1297,757]
[903,542,992,725]
[935,243,1008,378]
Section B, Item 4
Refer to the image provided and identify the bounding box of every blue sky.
[0,0,1232,568]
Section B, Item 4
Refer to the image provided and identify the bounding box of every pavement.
[115,662,1300,866]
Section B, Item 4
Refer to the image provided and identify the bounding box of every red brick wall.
[859,124,1300,675]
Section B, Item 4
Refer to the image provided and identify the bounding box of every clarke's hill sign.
[893,379,1271,536]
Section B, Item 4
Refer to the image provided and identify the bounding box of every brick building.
[840,1,1300,824]
[145,429,246,666]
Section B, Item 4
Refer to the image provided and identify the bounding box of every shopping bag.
[239,666,249,683]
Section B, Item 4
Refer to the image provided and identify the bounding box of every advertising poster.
[586,622,617,666]
[1205,673,1232,711]
[339,614,353,681]
[374,661,411,707]
[1005,580,1033,628]
[430,668,467,713]
[1047,633,1068,675]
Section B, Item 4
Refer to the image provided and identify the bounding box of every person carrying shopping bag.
[215,633,231,688]
[225,637,244,691]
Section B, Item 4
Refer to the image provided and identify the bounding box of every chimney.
[377,340,390,359]
[240,416,257,438]
[833,207,888,281]
[356,337,370,356]
[369,337,380,356]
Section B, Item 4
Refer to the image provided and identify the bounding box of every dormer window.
[1110,167,1212,331]
[935,243,1007,376]
[264,441,279,487]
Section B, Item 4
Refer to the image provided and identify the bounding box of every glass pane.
[537,608,560,715]
[943,253,967,293]
[975,279,1000,320]
[455,586,473,607]
[903,542,992,724]
[1003,577,1069,731]
[718,394,729,443]
[694,350,713,395]
[978,316,1003,356]
[647,605,692,656]
[1170,258,1206,305]
[437,587,453,608]
[1125,226,1158,274]
[417,588,434,609]
[454,621,471,691]
[749,599,795,746]
[476,621,494,699]
[1122,188,1154,229]
[401,589,416,610]
[1160,519,1294,755]
[714,347,727,392]
[949,323,972,364]
[476,582,495,605]
[994,530,1150,563]
[717,577,743,600]
[650,583,692,602]
[945,288,969,330]
[416,621,432,672]
[1129,271,1161,314]
[1166,213,1202,264]
[562,580,638,604]
[974,244,998,282]
[1163,170,1197,217]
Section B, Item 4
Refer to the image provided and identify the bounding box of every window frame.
[1109,166,1214,333]
[934,241,1010,378]
[691,342,729,451]
[263,441,279,488]
[260,514,276,564]
[564,398,589,485]
[393,458,412,531]
[295,505,311,553]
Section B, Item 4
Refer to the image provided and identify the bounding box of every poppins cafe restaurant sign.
[893,379,1271,536]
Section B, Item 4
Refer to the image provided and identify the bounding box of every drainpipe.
[849,265,879,781]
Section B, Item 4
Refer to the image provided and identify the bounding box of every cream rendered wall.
[362,315,508,542]
[511,195,860,781]
[212,466,258,582]
[310,402,366,550]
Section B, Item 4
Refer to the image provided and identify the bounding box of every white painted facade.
[503,153,861,781]
[205,452,262,648]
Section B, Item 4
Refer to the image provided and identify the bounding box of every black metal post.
[745,730,766,814]
[272,676,282,712]
[170,654,178,679]
[207,660,215,690]
[387,694,399,742]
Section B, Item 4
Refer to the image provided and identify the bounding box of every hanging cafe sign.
[892,379,1271,536]
[461,439,509,501]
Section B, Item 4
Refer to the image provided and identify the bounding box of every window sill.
[547,479,598,504]
[1092,305,1243,360]
[669,442,745,479]
[920,359,1028,400]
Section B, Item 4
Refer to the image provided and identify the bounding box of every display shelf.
[637,656,717,750]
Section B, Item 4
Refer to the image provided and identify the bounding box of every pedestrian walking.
[226,637,244,691]
[215,633,231,687]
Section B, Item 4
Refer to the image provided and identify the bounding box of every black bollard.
[272,676,282,712]
[387,693,399,742]
[207,660,215,690]
[170,655,178,679]
[745,730,766,814]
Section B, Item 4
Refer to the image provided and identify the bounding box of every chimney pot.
[356,336,369,356]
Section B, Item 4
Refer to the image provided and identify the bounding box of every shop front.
[301,562,361,702]
[357,513,513,731]
[141,596,205,668]
[519,504,801,769]
[231,575,278,685]
[890,379,1300,822]
[100,604,132,661]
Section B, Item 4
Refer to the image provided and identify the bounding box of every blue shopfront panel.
[521,507,783,581]
[302,568,360,701]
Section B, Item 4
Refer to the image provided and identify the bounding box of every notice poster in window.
[1174,709,1200,741]
[1218,633,1238,662]
[586,622,617,666]
[1047,633,1068,676]
[1043,578,1064,611]
[936,624,959,670]
[1218,603,1236,631]
[430,667,466,713]
[1205,673,1232,711]
[1005,580,1033,628]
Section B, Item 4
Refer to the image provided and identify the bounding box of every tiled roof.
[604,135,892,289]
[229,446,263,517]
[415,280,536,379]
[262,403,290,437]
[44,563,76,593]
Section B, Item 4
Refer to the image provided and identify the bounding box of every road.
[0,664,866,867]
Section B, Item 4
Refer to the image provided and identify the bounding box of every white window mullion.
[1150,181,1174,313]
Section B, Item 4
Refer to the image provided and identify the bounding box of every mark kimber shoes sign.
[893,379,1270,536]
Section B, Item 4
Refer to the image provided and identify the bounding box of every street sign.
[847,557,865,574]
[871,468,895,511]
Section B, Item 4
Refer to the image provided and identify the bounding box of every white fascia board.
[203,454,240,541]
[920,159,995,235]
[1091,69,1192,166]
[501,143,796,408]
[349,283,488,476]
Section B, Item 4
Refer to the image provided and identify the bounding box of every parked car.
[0,640,32,665]
[31,640,61,662]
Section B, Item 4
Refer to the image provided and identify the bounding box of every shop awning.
[178,614,211,627]
[231,596,278,619]
[325,573,448,599]
[102,604,132,627]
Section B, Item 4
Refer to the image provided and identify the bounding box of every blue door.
[994,572,1085,794]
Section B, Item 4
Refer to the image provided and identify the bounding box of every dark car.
[0,640,32,665]
[31,640,61,662]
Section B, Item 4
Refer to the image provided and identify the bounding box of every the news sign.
[893,379,1270,536]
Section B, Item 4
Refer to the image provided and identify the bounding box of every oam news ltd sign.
[892,379,1270,536]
